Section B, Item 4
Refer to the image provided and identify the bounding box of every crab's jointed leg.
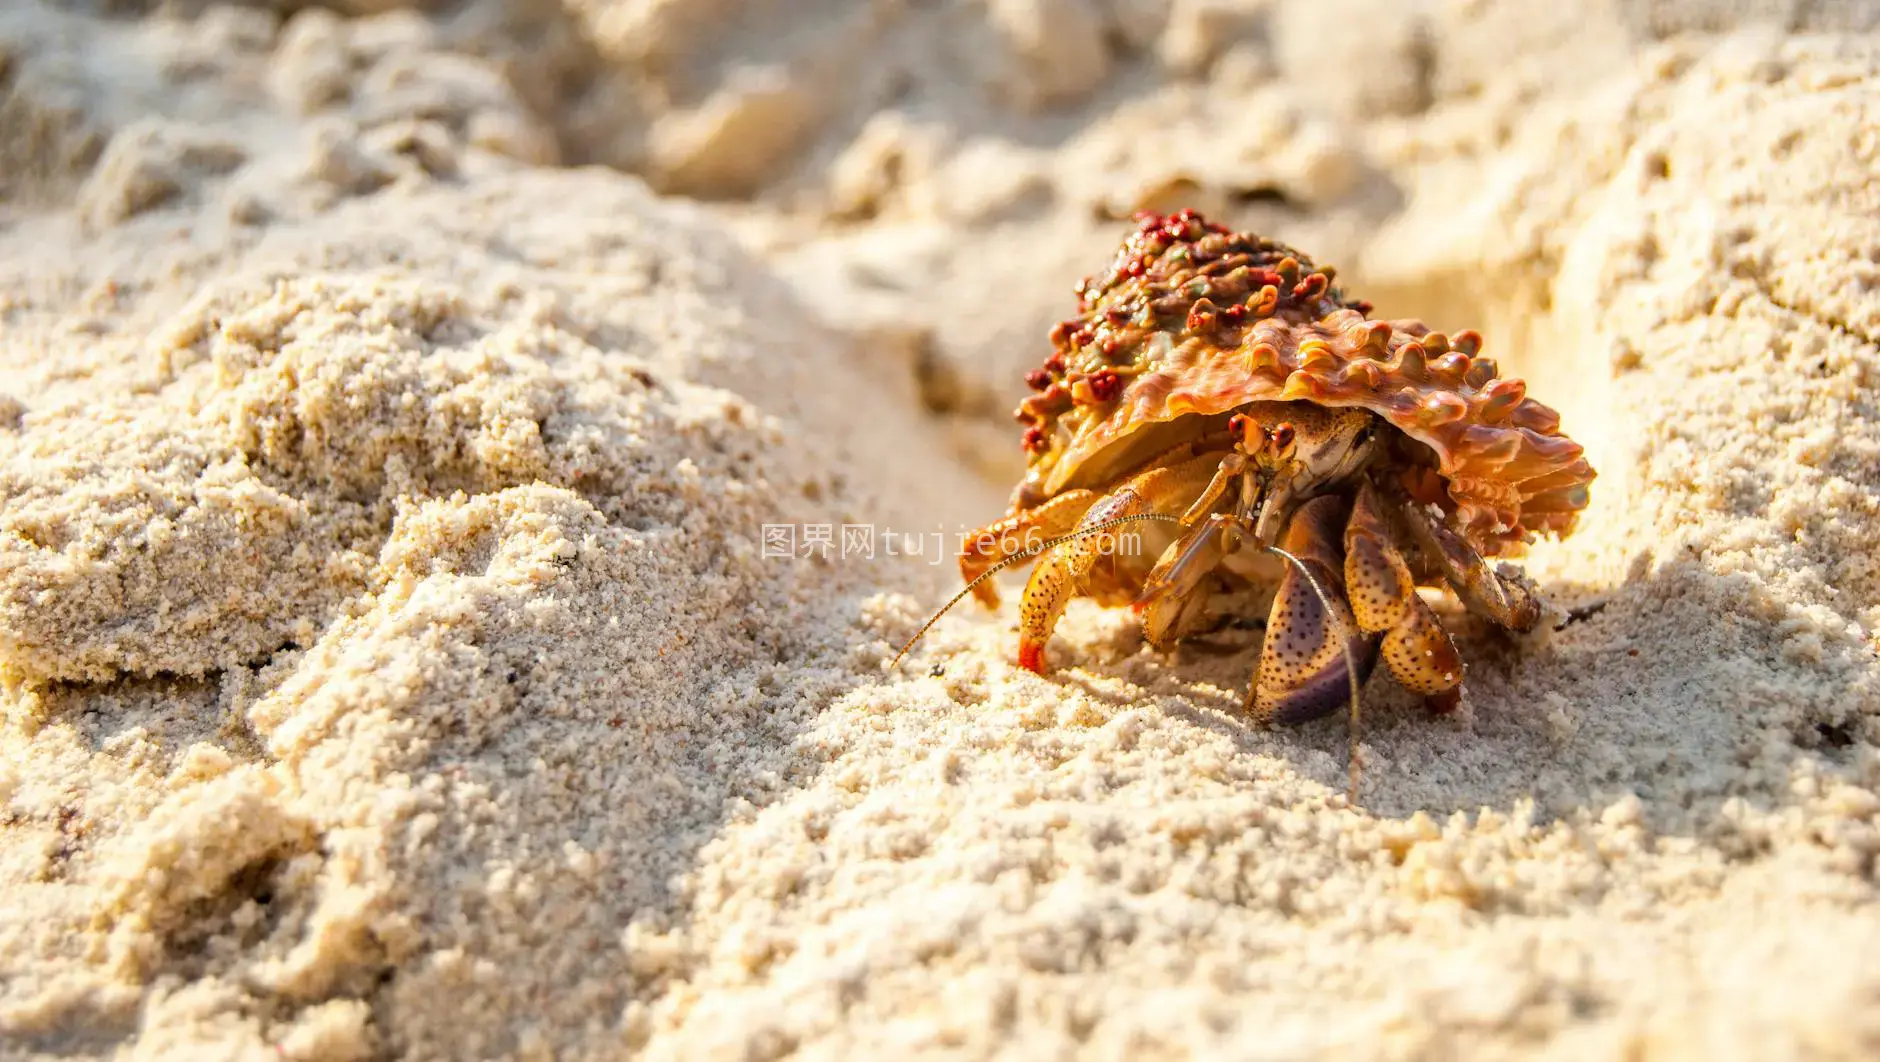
[1015,453,1224,673]
[1396,496,1541,634]
[1131,447,1255,648]
[1134,512,1237,650]
[961,431,1238,609]
[958,489,1100,608]
[1344,481,1466,712]
[1250,494,1382,724]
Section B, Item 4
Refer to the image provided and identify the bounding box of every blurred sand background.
[2,0,1879,1058]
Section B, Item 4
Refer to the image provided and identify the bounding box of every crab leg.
[1344,481,1466,711]
[1136,512,1235,649]
[1395,496,1541,633]
[1250,495,1381,724]
[1016,453,1223,673]
[959,489,1100,608]
[961,431,1237,608]
[1176,450,1247,526]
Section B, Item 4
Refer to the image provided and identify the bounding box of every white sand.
[2,1,1878,1059]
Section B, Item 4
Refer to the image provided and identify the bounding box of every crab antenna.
[888,513,1186,671]
[1264,545,1365,804]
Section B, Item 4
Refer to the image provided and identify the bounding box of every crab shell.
[1011,210,1595,557]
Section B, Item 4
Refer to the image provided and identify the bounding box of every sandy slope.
[2,1,1878,1059]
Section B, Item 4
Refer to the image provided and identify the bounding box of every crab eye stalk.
[1272,423,1296,458]
[1228,413,1250,443]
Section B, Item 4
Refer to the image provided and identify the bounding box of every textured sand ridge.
[2,1,1878,1060]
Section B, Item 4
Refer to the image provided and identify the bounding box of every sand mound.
[2,1,1878,1059]
[0,159,985,1056]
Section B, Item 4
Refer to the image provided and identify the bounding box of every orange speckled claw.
[1379,591,1465,698]
[1343,482,1416,634]
[1345,482,1467,700]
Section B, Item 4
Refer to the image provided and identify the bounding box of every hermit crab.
[894,210,1594,775]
